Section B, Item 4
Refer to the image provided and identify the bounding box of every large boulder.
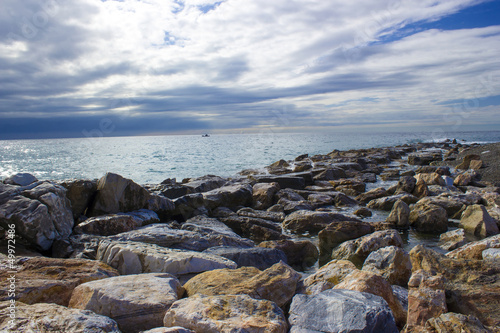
[410,245,500,327]
[258,239,319,270]
[203,246,287,270]
[219,215,285,243]
[355,187,389,204]
[318,220,374,265]
[0,301,120,332]
[426,312,493,333]
[301,260,358,295]
[252,182,280,210]
[163,294,288,333]
[417,196,466,218]
[409,202,448,234]
[367,193,418,211]
[283,210,361,234]
[386,199,411,229]
[408,152,442,166]
[446,234,500,260]
[183,262,300,308]
[237,207,285,222]
[73,210,159,236]
[3,172,38,186]
[202,184,253,209]
[69,273,184,333]
[333,270,407,328]
[254,174,307,190]
[288,289,398,333]
[330,229,404,267]
[460,204,499,238]
[0,182,74,251]
[97,240,237,276]
[438,229,467,251]
[362,246,412,287]
[0,256,118,306]
[183,175,227,193]
[415,173,446,186]
[60,179,98,219]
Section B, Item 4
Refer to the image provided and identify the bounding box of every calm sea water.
[1,131,499,184]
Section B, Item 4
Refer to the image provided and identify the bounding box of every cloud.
[0,0,499,139]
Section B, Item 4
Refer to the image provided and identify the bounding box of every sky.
[0,0,499,139]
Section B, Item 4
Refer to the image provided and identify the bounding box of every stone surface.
[454,172,475,186]
[0,256,118,306]
[254,174,306,190]
[258,239,319,270]
[301,259,358,295]
[439,229,467,251]
[183,175,227,193]
[219,214,285,243]
[283,210,360,234]
[252,182,280,210]
[184,262,300,307]
[456,154,481,170]
[97,240,237,276]
[417,196,466,218]
[446,234,500,260]
[355,187,389,204]
[237,207,285,222]
[395,176,417,194]
[333,270,407,328]
[330,229,404,267]
[163,294,288,333]
[410,245,500,327]
[415,173,446,186]
[74,213,143,236]
[69,273,184,333]
[289,289,398,333]
[482,248,500,260]
[460,204,499,238]
[367,193,419,211]
[3,172,38,186]
[142,328,195,333]
[386,199,411,228]
[0,181,74,251]
[203,246,287,270]
[425,312,493,333]
[202,184,253,209]
[409,202,449,234]
[0,301,120,332]
[362,246,412,287]
[60,179,98,219]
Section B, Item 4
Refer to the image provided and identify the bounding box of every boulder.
[237,207,284,222]
[330,179,366,196]
[426,312,492,333]
[69,273,183,333]
[456,154,481,170]
[0,182,73,251]
[172,193,206,220]
[417,196,465,218]
[395,176,417,194]
[410,245,500,327]
[330,229,404,267]
[141,328,195,333]
[354,207,373,218]
[278,198,313,214]
[355,187,389,204]
[301,260,357,295]
[413,178,430,198]
[258,239,318,270]
[313,167,346,181]
[482,248,500,260]
[446,234,500,260]
[392,285,409,313]
[183,262,300,308]
[367,193,419,211]
[307,193,334,206]
[408,152,442,166]
[283,210,361,234]
[460,204,499,238]
[362,246,412,287]
[74,213,144,236]
[219,215,285,243]
[183,175,227,193]
[409,202,448,234]
[203,246,287,270]
[60,179,98,219]
[333,270,407,328]
[97,240,237,276]
[439,229,467,251]
[415,173,446,186]
[386,199,411,229]
[454,172,475,186]
[0,256,118,306]
[288,289,398,333]
[252,182,280,210]
[318,220,374,265]
[3,172,38,186]
[163,294,288,333]
[202,184,253,210]
[0,301,120,332]
[254,174,306,190]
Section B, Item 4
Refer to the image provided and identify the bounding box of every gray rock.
[483,248,500,260]
[288,289,398,333]
[173,193,206,220]
[367,194,419,211]
[4,172,38,186]
[252,182,280,210]
[183,175,227,193]
[60,179,98,220]
[386,199,410,229]
[74,210,158,236]
[202,184,253,209]
[219,215,285,243]
[391,285,409,312]
[362,246,412,287]
[203,246,287,270]
[283,210,361,234]
[141,328,195,333]
[254,175,306,190]
[237,207,285,222]
[439,229,467,251]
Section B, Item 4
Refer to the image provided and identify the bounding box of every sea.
[1,130,500,184]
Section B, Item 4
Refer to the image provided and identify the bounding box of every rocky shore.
[1,140,499,332]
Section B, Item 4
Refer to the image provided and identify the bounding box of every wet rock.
[60,179,98,220]
[301,260,357,295]
[69,273,183,333]
[219,215,285,243]
[386,199,411,229]
[0,301,120,332]
[439,229,467,251]
[334,270,407,328]
[446,234,500,260]
[184,262,300,308]
[289,289,398,333]
[409,202,448,234]
[460,204,499,238]
[426,312,492,333]
[318,220,374,265]
[367,193,419,211]
[362,246,412,287]
[283,210,361,235]
[0,256,118,306]
[163,294,288,333]
[355,187,389,204]
[203,246,287,270]
[330,229,404,267]
[354,207,373,218]
[252,182,280,210]
[4,172,38,186]
[258,239,319,269]
[97,240,237,276]
[202,184,253,210]
[237,207,285,222]
[0,181,74,251]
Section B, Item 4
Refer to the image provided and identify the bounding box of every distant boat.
[202,134,210,137]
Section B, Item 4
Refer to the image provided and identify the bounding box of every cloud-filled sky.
[1,0,499,139]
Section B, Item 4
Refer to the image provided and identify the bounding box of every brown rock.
[258,239,318,269]
[413,178,430,198]
[439,229,467,251]
[282,210,360,234]
[446,234,500,260]
[252,182,280,210]
[415,173,446,186]
[60,179,98,220]
[460,204,499,238]
[355,187,389,204]
[0,256,118,306]
[469,159,483,170]
[454,172,474,186]
[354,207,373,218]
[456,154,481,170]
[386,199,411,229]
[362,245,412,287]
[409,202,448,234]
[367,193,419,211]
[407,270,447,327]
[426,312,493,333]
[301,259,358,295]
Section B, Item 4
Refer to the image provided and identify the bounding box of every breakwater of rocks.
[0,140,499,332]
